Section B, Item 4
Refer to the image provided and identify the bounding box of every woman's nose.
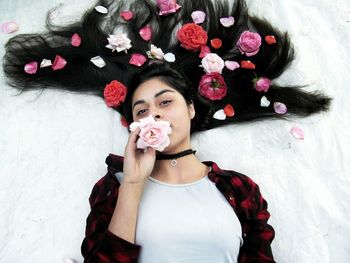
[150,109,162,120]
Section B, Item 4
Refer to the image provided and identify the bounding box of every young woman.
[2,0,331,262]
[80,63,276,262]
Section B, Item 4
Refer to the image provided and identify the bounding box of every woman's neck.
[151,154,209,184]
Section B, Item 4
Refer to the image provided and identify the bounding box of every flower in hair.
[201,53,225,74]
[103,80,127,107]
[254,77,271,92]
[220,16,235,27]
[236,30,262,56]
[199,46,210,58]
[240,60,255,69]
[24,61,38,74]
[120,11,134,21]
[210,38,222,49]
[225,60,240,71]
[198,72,227,100]
[260,96,270,107]
[139,25,152,41]
[147,44,164,60]
[213,104,235,120]
[265,35,277,45]
[71,33,81,47]
[157,0,181,16]
[52,55,67,70]
[129,115,172,151]
[177,23,208,51]
[129,53,147,67]
[191,11,206,24]
[106,33,132,53]
[273,102,287,114]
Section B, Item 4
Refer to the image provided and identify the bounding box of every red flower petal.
[240,60,255,69]
[120,11,133,21]
[265,35,277,45]
[52,55,67,70]
[210,38,222,49]
[224,104,235,117]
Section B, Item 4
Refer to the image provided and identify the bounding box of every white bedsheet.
[0,0,349,262]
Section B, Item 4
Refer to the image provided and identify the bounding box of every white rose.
[106,33,132,53]
[147,44,164,60]
[201,53,225,74]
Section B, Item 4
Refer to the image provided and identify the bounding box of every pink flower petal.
[139,25,152,41]
[225,60,240,71]
[273,102,287,114]
[290,126,305,140]
[129,53,147,67]
[191,11,206,24]
[52,55,67,70]
[120,11,134,21]
[199,45,210,58]
[1,21,19,34]
[24,61,38,74]
[71,33,81,47]
[220,16,235,27]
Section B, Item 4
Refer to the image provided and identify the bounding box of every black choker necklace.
[156,149,196,166]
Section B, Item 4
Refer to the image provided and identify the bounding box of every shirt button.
[106,190,112,197]
[229,195,234,200]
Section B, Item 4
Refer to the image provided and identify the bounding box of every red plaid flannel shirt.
[81,153,275,262]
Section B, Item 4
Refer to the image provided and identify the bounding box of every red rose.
[176,23,208,51]
[198,72,227,100]
[103,80,127,107]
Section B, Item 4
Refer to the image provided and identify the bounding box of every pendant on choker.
[171,159,178,166]
[155,149,196,167]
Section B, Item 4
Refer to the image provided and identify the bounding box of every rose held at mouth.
[129,116,172,151]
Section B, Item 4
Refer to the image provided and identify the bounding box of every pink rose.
[157,0,181,16]
[129,116,172,151]
[254,77,271,92]
[198,72,227,100]
[201,53,225,74]
[236,30,262,57]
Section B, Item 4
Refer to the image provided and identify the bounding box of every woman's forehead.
[132,78,178,101]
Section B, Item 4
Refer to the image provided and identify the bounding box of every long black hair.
[2,0,331,133]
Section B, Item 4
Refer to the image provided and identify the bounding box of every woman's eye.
[160,100,172,106]
[136,109,148,116]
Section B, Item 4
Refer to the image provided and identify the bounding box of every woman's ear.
[188,102,195,119]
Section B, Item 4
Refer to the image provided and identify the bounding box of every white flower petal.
[213,109,226,120]
[191,11,206,24]
[95,6,108,14]
[260,96,270,107]
[90,56,106,68]
[224,60,240,71]
[40,59,52,68]
[220,16,235,27]
[164,53,176,62]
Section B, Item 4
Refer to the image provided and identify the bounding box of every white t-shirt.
[132,173,243,263]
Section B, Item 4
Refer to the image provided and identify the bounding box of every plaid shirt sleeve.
[81,175,141,263]
[237,176,275,263]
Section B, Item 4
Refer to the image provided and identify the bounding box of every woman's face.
[131,77,195,153]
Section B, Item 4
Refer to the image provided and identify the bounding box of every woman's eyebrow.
[132,89,175,110]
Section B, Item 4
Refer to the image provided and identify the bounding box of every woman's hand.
[122,127,156,184]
